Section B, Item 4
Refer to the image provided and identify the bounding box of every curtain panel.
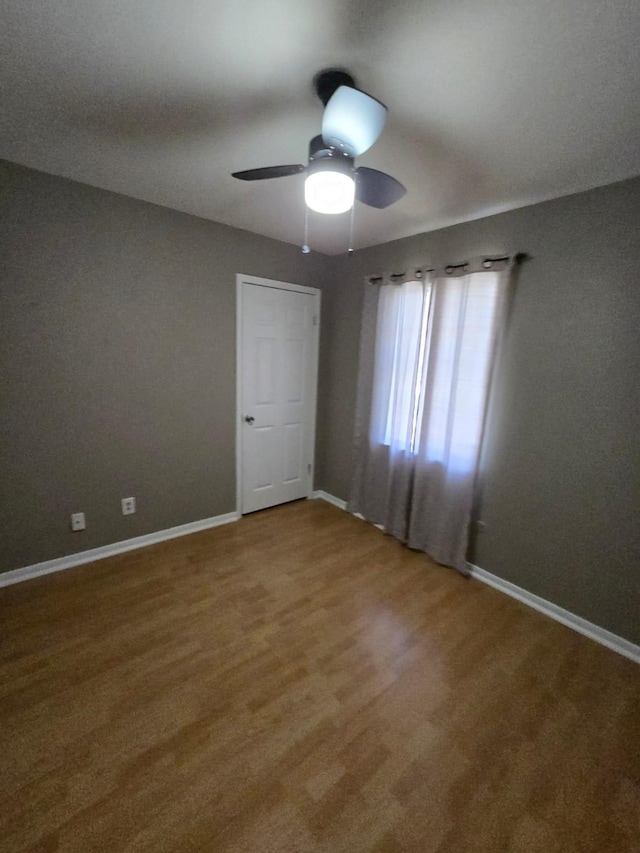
[348,259,513,572]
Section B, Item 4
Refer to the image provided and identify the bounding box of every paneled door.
[237,275,320,514]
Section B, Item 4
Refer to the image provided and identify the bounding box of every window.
[370,279,430,454]
[370,271,501,475]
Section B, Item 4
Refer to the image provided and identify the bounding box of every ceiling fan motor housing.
[308,135,354,176]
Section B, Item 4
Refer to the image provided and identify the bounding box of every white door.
[237,275,320,514]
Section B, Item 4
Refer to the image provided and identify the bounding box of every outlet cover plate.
[121,497,136,516]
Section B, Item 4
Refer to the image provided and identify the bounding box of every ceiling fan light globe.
[321,86,388,157]
[304,171,355,215]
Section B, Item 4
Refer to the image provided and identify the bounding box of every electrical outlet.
[121,496,136,516]
[71,512,86,531]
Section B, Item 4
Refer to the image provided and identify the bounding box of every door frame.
[235,273,321,515]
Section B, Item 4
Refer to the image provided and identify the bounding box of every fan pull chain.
[348,197,355,255]
[302,204,310,254]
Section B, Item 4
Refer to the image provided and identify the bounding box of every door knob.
[244,415,255,424]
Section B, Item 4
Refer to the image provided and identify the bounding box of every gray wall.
[0,160,319,572]
[2,158,638,646]
[316,178,640,644]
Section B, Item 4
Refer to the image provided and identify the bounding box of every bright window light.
[305,170,355,214]
[371,273,501,476]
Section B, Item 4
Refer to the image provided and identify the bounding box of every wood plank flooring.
[1,499,639,853]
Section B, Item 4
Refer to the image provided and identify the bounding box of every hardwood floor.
[1,499,638,853]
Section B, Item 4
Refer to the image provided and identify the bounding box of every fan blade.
[356,167,406,209]
[232,164,306,181]
[322,86,387,157]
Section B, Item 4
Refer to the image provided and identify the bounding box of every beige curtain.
[348,259,512,572]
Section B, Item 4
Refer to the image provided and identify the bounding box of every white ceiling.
[2,0,640,255]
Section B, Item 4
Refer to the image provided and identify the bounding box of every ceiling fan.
[232,70,406,216]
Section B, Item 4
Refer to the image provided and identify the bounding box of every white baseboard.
[0,511,240,589]
[468,563,640,665]
[310,491,639,665]
[309,491,388,533]
[310,490,348,510]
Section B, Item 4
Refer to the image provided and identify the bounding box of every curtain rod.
[442,252,529,273]
[367,253,529,284]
